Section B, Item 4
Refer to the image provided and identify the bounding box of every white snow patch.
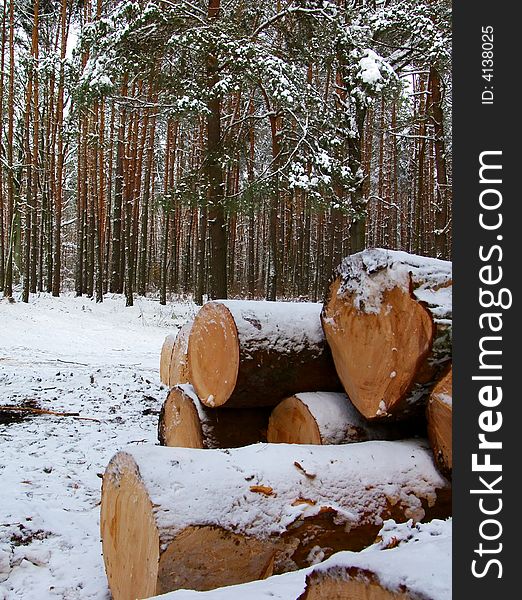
[359,50,383,85]
[0,293,195,599]
[218,300,326,354]
[336,248,452,318]
[376,400,388,417]
[436,393,452,408]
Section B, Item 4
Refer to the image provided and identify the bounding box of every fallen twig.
[56,358,89,366]
[0,405,100,422]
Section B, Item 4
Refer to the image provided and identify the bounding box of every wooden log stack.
[101,248,453,600]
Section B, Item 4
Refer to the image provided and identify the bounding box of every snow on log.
[100,440,450,600]
[143,519,452,600]
[159,334,177,386]
[145,567,310,600]
[168,321,193,387]
[427,367,452,477]
[187,300,342,408]
[158,384,269,448]
[322,248,452,421]
[299,518,451,600]
[267,392,403,445]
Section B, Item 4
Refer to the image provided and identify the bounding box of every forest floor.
[0,293,196,599]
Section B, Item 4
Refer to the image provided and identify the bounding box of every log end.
[268,395,323,444]
[158,387,204,448]
[300,572,408,600]
[188,302,239,407]
[322,276,435,421]
[159,334,177,386]
[100,452,160,600]
[168,321,193,387]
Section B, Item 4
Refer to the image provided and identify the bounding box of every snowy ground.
[0,293,197,599]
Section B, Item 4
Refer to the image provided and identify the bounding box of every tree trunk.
[195,203,207,305]
[3,0,16,299]
[158,385,268,448]
[110,79,127,293]
[188,300,342,408]
[22,64,33,303]
[268,392,407,445]
[138,113,156,296]
[0,1,7,291]
[101,440,450,600]
[206,0,227,299]
[160,211,169,305]
[52,0,67,297]
[348,105,367,253]
[428,66,450,259]
[322,248,452,421]
[29,0,39,296]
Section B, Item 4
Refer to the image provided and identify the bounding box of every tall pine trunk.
[3,0,15,299]
[206,0,227,299]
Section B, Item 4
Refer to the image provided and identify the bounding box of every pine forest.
[0,0,451,305]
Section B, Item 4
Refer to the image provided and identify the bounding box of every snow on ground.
[0,293,196,600]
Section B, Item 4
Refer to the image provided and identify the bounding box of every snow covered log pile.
[157,301,342,448]
[187,300,342,408]
[322,248,452,421]
[110,251,453,599]
[143,519,452,600]
[427,367,452,477]
[158,384,269,448]
[100,441,451,600]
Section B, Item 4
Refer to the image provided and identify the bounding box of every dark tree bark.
[110,78,128,294]
[428,66,450,259]
[2,0,15,299]
[206,0,227,300]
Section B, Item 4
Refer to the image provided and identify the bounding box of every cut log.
[427,367,452,477]
[168,322,193,387]
[101,440,451,600]
[159,334,177,386]
[299,519,451,600]
[158,384,269,448]
[267,392,407,445]
[322,248,452,421]
[188,300,342,408]
[144,520,451,600]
